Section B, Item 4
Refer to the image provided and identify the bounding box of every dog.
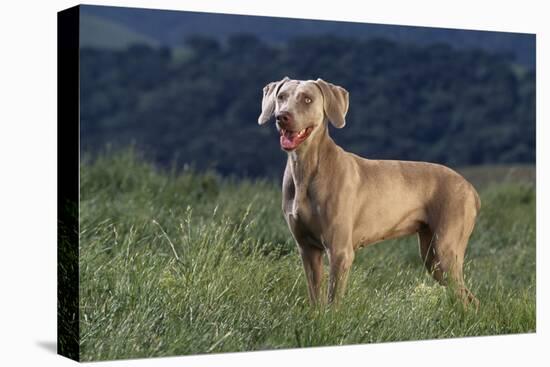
[258,77,480,307]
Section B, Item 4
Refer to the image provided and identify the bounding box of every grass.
[79,149,536,361]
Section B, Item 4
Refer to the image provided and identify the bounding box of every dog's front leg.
[298,244,324,305]
[327,240,355,305]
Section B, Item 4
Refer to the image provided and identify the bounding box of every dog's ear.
[315,78,349,128]
[258,77,290,125]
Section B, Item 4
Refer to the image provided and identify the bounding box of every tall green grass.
[79,150,535,361]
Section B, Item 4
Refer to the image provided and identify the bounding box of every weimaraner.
[258,77,480,308]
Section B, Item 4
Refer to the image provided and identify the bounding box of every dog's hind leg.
[434,233,479,309]
[428,190,480,308]
[418,225,444,284]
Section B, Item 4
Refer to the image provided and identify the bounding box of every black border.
[57,5,80,362]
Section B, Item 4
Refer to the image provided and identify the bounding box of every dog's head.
[258,77,349,152]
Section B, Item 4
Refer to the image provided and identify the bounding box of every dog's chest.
[283,178,324,244]
[285,196,317,224]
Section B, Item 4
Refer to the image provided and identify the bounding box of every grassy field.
[79,150,536,361]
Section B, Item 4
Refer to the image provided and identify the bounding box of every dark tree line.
[80,34,535,178]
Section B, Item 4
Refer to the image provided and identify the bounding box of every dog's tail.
[472,186,481,215]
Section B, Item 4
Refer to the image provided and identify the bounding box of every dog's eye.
[277,94,285,101]
[304,97,312,104]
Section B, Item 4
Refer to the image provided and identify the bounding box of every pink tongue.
[281,132,299,149]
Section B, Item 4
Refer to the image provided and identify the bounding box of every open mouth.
[279,126,314,151]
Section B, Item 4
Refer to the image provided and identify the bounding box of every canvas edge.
[57,4,80,362]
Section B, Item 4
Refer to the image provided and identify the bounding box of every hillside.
[80,13,159,49]
[80,35,535,178]
[80,4,535,67]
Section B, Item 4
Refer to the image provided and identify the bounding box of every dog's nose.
[276,111,293,125]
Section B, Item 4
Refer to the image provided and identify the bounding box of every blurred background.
[79,4,536,179]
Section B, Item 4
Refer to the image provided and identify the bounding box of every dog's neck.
[287,122,335,187]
